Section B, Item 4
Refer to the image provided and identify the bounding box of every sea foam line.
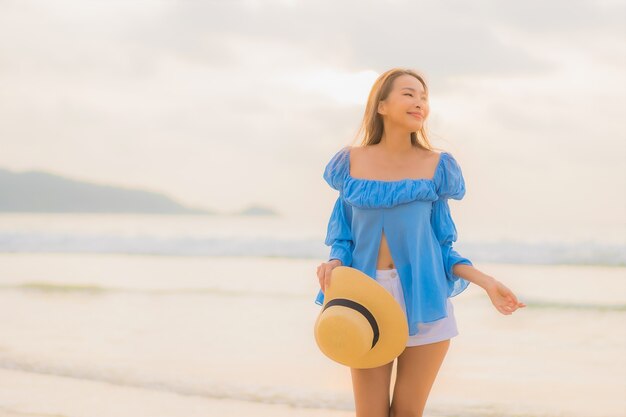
[0,232,625,266]
[0,282,307,299]
[0,283,624,312]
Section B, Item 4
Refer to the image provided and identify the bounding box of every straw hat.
[314,266,408,369]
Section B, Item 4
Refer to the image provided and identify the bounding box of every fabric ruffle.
[343,178,437,208]
[322,146,466,206]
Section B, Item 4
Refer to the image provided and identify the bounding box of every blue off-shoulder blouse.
[314,145,473,337]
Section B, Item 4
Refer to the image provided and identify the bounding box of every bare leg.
[390,339,450,417]
[350,360,394,417]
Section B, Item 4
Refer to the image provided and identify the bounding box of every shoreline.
[0,368,356,417]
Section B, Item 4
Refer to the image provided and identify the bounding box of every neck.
[378,126,414,154]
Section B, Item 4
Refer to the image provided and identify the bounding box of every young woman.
[315,68,526,417]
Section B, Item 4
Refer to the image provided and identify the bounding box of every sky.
[0,0,624,244]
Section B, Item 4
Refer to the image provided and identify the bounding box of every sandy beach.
[0,368,355,417]
[0,252,624,417]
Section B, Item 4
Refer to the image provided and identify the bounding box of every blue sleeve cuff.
[329,241,352,267]
[444,248,473,297]
[314,288,325,306]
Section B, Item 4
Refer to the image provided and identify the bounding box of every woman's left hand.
[485,279,527,315]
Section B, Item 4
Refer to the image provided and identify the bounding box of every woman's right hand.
[316,259,342,293]
[485,278,527,315]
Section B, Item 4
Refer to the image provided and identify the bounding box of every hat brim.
[314,266,408,368]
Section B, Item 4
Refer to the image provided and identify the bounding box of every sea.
[0,213,624,417]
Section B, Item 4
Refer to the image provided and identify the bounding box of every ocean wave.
[1,282,624,312]
[0,282,305,299]
[0,231,624,266]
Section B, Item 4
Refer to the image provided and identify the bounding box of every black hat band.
[323,298,380,349]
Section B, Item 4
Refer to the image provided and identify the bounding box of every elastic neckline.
[345,146,446,184]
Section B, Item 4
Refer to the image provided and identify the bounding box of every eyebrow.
[401,87,427,94]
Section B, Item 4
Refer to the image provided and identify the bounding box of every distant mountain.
[238,205,280,216]
[0,167,217,214]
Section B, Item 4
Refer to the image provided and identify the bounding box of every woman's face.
[377,74,429,132]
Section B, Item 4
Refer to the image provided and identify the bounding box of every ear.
[377,100,386,115]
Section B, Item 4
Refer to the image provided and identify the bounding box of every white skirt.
[375,268,459,346]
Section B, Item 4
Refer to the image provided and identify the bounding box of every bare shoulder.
[417,148,443,162]
[348,145,366,154]
[347,144,368,162]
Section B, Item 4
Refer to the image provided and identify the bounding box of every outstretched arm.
[452,264,526,314]
[431,197,525,315]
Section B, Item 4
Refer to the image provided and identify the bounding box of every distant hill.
[239,206,279,216]
[0,168,278,216]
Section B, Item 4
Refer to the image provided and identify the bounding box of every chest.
[349,150,440,182]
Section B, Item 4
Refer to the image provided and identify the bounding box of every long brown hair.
[350,68,440,152]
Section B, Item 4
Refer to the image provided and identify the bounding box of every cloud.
[0,0,624,241]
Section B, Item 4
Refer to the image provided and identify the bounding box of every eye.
[404,93,428,99]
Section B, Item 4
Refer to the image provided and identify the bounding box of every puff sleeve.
[315,147,354,306]
[431,152,473,297]
[322,146,350,191]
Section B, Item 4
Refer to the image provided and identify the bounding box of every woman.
[314,68,526,417]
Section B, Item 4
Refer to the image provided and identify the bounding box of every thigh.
[390,339,450,417]
[350,360,394,417]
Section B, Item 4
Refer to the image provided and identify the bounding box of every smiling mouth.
[408,112,423,119]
